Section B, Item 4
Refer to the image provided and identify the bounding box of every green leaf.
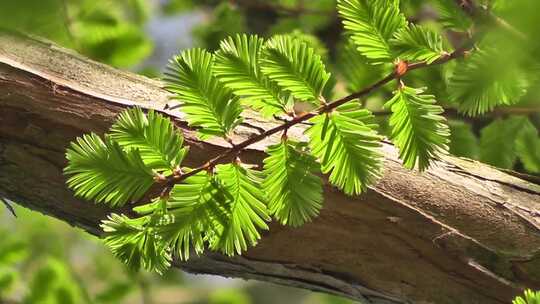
[263,140,323,227]
[72,1,153,67]
[55,286,76,304]
[479,116,529,169]
[385,86,450,171]
[0,241,28,265]
[25,258,84,304]
[164,48,242,139]
[0,1,152,67]
[209,289,251,304]
[64,134,154,207]
[515,119,540,173]
[306,104,384,195]
[0,268,17,293]
[25,259,58,302]
[76,22,153,68]
[139,167,269,260]
[95,281,133,303]
[109,108,188,172]
[213,164,270,256]
[448,48,529,116]
[337,0,406,64]
[101,214,171,274]
[448,120,479,159]
[391,24,449,64]
[432,0,472,32]
[0,0,72,46]
[156,172,227,261]
[192,2,247,51]
[513,289,540,304]
[260,35,331,103]
[214,34,288,117]
[287,30,330,62]
[337,41,385,92]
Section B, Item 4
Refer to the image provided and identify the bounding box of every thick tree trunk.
[1,31,539,304]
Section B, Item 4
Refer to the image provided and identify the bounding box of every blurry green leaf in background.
[0,205,353,303]
[448,120,479,159]
[0,0,153,68]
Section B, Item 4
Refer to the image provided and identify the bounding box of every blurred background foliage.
[0,204,350,303]
[0,0,539,303]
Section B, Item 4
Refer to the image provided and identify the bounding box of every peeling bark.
[0,31,539,304]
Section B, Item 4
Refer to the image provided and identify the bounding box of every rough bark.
[0,31,539,304]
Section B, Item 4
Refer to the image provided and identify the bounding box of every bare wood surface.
[1,31,539,304]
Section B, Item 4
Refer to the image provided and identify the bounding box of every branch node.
[225,136,236,148]
[205,162,216,175]
[153,173,167,183]
[319,95,328,106]
[159,184,173,200]
[395,60,409,78]
[282,128,289,140]
[173,166,183,177]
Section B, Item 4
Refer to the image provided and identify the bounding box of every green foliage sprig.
[513,289,540,304]
[63,0,537,274]
[385,85,450,170]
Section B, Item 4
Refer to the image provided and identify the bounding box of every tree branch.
[1,32,539,304]
[159,38,473,195]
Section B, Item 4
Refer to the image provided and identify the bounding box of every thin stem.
[163,44,471,187]
[153,3,524,194]
[240,122,266,135]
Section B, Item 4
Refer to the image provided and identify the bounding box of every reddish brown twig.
[161,43,473,190]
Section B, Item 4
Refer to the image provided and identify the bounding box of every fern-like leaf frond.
[448,49,529,116]
[164,48,242,139]
[385,86,450,171]
[213,164,270,256]
[260,35,330,104]
[391,24,448,64]
[448,120,478,159]
[214,34,289,117]
[156,172,227,261]
[64,134,154,207]
[432,0,472,32]
[515,119,540,173]
[337,41,385,92]
[263,140,323,227]
[109,108,188,172]
[306,104,384,195]
[479,117,533,169]
[101,214,171,274]
[337,0,406,64]
[513,289,540,304]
